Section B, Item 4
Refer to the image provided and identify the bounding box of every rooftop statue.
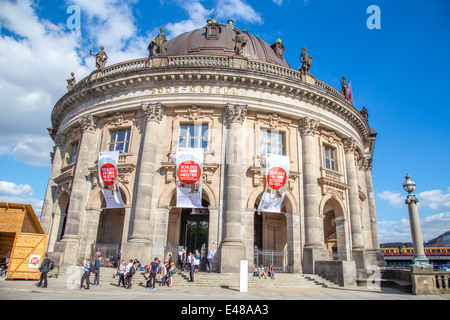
[232,30,247,56]
[90,46,108,69]
[341,76,348,99]
[300,48,313,74]
[147,38,156,57]
[66,72,76,91]
[155,27,168,55]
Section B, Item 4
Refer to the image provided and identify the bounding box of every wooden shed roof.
[0,202,44,235]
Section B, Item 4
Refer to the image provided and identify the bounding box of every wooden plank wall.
[7,233,48,280]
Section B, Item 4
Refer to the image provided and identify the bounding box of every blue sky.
[0,0,449,244]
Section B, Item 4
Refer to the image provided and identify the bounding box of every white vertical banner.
[258,154,290,213]
[98,151,125,209]
[176,147,204,208]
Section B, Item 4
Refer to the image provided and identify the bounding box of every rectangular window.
[109,129,131,154]
[323,145,337,171]
[260,129,285,157]
[179,124,208,149]
[69,141,78,164]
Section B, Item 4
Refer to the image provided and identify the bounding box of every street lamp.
[403,174,431,269]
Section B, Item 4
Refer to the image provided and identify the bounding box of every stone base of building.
[303,247,329,274]
[315,260,357,287]
[121,241,153,262]
[53,238,82,266]
[218,241,246,273]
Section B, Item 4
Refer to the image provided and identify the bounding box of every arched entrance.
[253,193,288,272]
[321,196,349,261]
[94,189,127,267]
[56,192,70,241]
[166,194,211,270]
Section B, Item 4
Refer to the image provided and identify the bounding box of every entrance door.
[96,207,125,267]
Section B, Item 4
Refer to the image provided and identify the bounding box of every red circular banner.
[30,257,39,265]
[177,160,201,184]
[267,167,287,190]
[100,163,117,186]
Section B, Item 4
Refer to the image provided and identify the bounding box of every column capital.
[226,103,247,125]
[79,114,96,133]
[405,194,419,205]
[343,138,357,154]
[299,117,319,136]
[142,102,164,123]
[54,134,67,149]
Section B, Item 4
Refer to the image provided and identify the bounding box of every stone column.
[299,117,328,273]
[405,191,428,266]
[152,205,170,259]
[129,103,164,242]
[363,158,380,250]
[343,138,364,251]
[219,103,247,273]
[60,114,97,265]
[40,134,66,235]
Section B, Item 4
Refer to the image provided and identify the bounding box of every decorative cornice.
[226,103,247,125]
[343,138,357,154]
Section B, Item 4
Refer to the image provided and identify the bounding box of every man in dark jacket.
[36,254,51,288]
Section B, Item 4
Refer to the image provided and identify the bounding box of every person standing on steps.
[125,259,135,289]
[80,258,91,289]
[93,255,102,286]
[189,252,195,282]
[147,257,159,290]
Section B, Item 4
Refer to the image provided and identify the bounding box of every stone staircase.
[49,266,340,289]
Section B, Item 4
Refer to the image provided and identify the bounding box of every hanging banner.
[258,154,290,213]
[98,151,125,209]
[176,147,204,208]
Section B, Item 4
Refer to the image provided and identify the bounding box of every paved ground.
[0,276,448,301]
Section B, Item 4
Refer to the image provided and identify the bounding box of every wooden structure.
[0,202,47,280]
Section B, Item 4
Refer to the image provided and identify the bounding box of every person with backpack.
[36,254,52,288]
[146,257,159,290]
[125,259,135,289]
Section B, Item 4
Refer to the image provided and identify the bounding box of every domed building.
[40,21,384,284]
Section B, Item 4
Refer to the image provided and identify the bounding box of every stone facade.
[41,24,384,280]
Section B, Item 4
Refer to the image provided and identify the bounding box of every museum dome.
[166,23,291,68]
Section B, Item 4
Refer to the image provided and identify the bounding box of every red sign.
[267,167,287,190]
[177,161,201,184]
[100,163,117,186]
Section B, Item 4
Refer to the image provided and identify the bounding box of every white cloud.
[377,190,404,208]
[0,181,33,196]
[215,0,263,25]
[378,212,450,243]
[417,189,450,211]
[272,0,283,5]
[0,181,43,216]
[165,1,214,38]
[164,0,263,39]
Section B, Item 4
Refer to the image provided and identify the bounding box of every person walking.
[189,252,195,282]
[147,257,159,289]
[93,255,102,286]
[160,260,167,287]
[194,250,200,274]
[117,260,126,287]
[125,259,135,289]
[206,249,214,273]
[80,258,91,289]
[36,254,51,288]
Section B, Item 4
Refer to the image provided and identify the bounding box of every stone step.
[49,266,340,289]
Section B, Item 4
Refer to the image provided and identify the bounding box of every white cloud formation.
[164,0,263,38]
[378,212,450,243]
[0,181,43,216]
[378,188,450,212]
[0,0,150,167]
[272,0,283,5]
[377,190,404,208]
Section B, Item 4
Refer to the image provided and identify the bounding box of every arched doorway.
[94,189,127,267]
[253,194,288,272]
[56,192,70,241]
[321,196,348,261]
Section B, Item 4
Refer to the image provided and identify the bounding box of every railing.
[435,272,450,293]
[70,55,350,105]
[253,245,290,273]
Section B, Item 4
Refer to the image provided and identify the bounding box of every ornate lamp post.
[403,174,431,268]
